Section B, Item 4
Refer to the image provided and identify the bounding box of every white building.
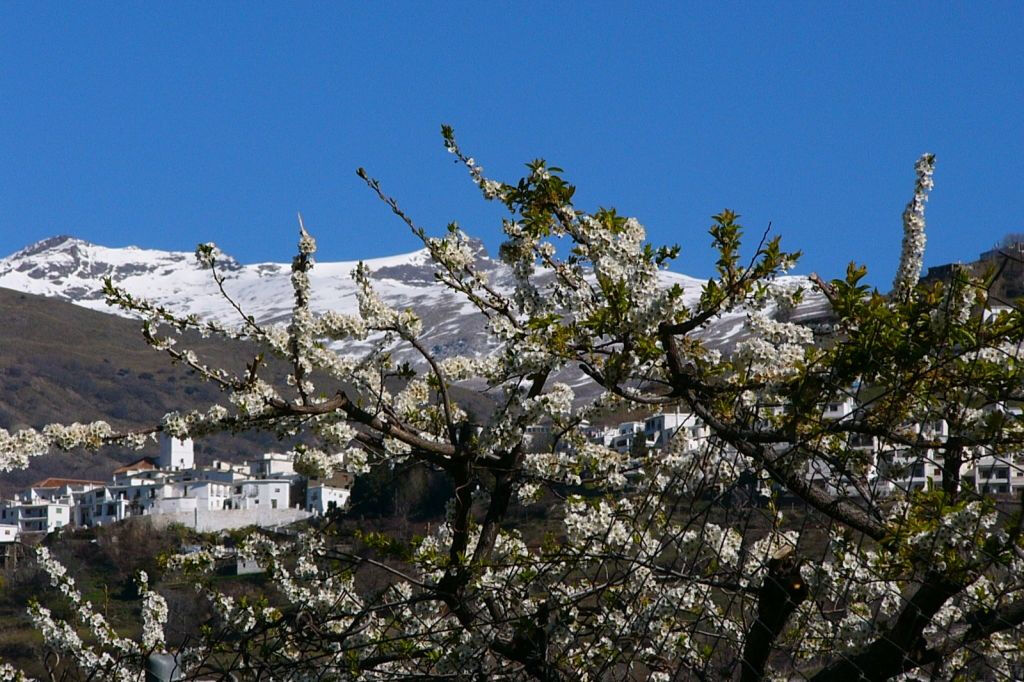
[962,405,1024,494]
[307,473,354,515]
[225,480,291,511]
[159,436,195,471]
[0,478,100,534]
[610,422,644,454]
[814,405,1024,498]
[77,487,135,527]
[644,411,709,450]
[247,453,296,479]
[0,524,18,543]
[0,499,74,533]
[822,397,857,421]
[804,398,871,494]
[964,456,1020,495]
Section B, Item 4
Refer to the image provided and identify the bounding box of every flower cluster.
[290,446,364,479]
[891,153,936,300]
[29,547,145,678]
[138,571,168,651]
[194,242,221,268]
[353,262,423,337]
[427,228,478,271]
[734,312,813,382]
[0,421,118,472]
[161,404,229,439]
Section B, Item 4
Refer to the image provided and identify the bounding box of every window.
[234,486,242,495]
[911,463,925,478]
[850,434,873,448]
[271,499,278,509]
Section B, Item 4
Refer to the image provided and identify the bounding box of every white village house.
[0,523,20,543]
[307,473,355,516]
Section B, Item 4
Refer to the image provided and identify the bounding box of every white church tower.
[158,434,195,471]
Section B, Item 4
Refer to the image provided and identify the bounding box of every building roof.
[250,452,293,461]
[309,472,354,489]
[112,457,160,475]
[30,477,105,488]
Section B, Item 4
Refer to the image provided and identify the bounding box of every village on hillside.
[575,395,1024,500]
[3,391,1023,547]
[0,434,352,543]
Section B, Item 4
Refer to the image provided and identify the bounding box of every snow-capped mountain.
[0,235,505,360]
[0,236,830,382]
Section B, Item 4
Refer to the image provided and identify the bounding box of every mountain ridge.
[0,235,826,362]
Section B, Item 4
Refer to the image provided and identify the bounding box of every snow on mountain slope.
[1,235,440,321]
[0,236,831,380]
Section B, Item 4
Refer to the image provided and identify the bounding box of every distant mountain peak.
[13,235,92,258]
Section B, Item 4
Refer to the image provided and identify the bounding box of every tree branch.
[739,546,808,682]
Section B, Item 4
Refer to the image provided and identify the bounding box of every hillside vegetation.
[0,287,283,492]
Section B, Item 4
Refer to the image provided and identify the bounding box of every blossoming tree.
[3,130,1024,681]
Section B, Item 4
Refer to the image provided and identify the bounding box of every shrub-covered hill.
[0,286,293,493]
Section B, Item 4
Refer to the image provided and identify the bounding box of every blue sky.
[2,3,1022,286]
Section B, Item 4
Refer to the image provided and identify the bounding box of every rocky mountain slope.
[0,235,830,364]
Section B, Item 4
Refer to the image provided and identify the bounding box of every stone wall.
[146,507,311,533]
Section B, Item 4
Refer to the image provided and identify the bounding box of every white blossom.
[892,153,936,300]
